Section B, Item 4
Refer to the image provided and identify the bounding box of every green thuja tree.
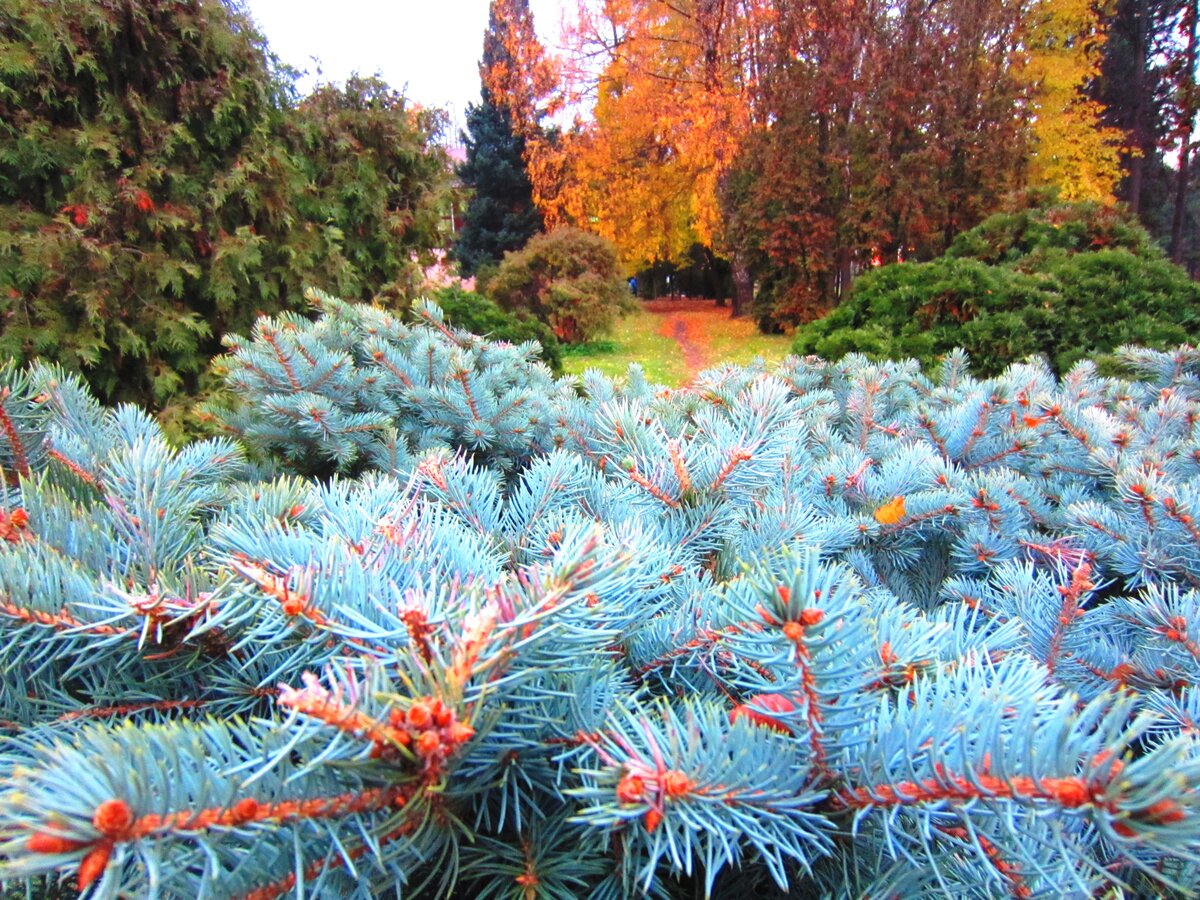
[285,77,451,307]
[0,0,448,420]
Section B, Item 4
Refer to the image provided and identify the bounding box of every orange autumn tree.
[479,0,572,227]
[720,0,1033,327]
[558,1,766,306]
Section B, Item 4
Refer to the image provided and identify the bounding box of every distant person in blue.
[628,275,638,296]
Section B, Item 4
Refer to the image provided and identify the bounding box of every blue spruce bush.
[1,293,1199,898]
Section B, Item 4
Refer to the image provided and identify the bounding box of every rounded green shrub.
[945,200,1159,266]
[794,258,1057,374]
[795,202,1199,375]
[485,227,633,344]
[431,285,563,372]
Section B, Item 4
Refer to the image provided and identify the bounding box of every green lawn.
[561,308,689,384]
[703,320,795,370]
[561,305,794,386]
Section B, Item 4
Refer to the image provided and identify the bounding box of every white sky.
[241,1,569,140]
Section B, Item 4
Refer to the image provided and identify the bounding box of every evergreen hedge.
[794,202,1200,375]
[0,0,448,422]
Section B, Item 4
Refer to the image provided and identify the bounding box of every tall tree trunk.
[730,253,753,318]
[1127,0,1147,214]
[1171,145,1193,263]
[836,245,853,303]
[700,245,726,306]
[1170,2,1196,264]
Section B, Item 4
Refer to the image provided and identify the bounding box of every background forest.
[460,0,1198,327]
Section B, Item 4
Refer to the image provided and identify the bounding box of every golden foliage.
[481,0,572,227]
[1019,0,1125,201]
[552,0,756,268]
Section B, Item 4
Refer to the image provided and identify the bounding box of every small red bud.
[643,808,663,833]
[416,730,441,756]
[27,832,87,854]
[433,702,453,728]
[406,702,433,729]
[76,840,113,890]
[730,693,797,734]
[92,799,133,837]
[616,773,646,804]
[280,596,305,616]
[661,770,693,798]
[799,608,824,626]
[1141,798,1186,824]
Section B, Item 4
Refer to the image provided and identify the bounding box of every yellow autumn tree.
[1021,0,1124,201]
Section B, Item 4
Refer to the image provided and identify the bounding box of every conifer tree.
[480,0,568,229]
[455,0,551,276]
[1094,0,1179,218]
[455,95,543,276]
[2,293,1200,897]
[0,0,448,420]
[1166,0,1197,263]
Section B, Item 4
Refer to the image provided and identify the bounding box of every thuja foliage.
[0,0,448,416]
[795,200,1200,375]
[2,293,1200,897]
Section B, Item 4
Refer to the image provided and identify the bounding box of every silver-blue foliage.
[1,297,1199,898]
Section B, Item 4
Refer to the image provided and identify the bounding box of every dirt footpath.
[643,298,731,378]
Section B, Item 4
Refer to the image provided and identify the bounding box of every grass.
[561,303,794,386]
[561,307,691,384]
[699,314,795,370]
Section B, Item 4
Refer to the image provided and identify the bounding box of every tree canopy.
[0,0,449,422]
[455,94,543,276]
[471,0,1191,327]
